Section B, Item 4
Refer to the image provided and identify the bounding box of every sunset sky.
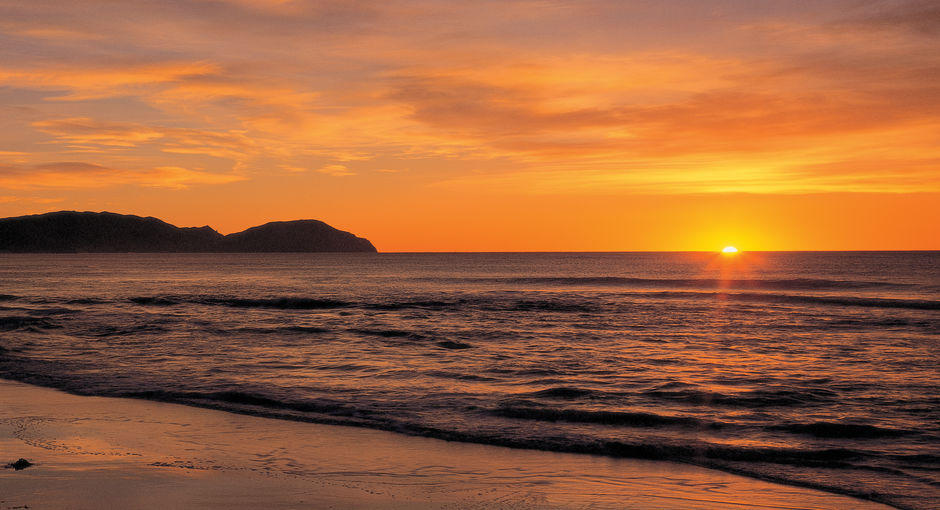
[1,0,937,251]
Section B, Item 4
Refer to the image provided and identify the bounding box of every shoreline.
[0,379,893,509]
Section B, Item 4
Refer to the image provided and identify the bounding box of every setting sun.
[722,246,739,254]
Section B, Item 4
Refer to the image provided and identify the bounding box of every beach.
[0,379,893,510]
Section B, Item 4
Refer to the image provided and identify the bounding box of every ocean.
[0,252,937,509]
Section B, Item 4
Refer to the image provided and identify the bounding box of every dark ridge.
[640,290,940,311]
[773,422,913,439]
[891,453,940,465]
[529,387,596,399]
[493,404,712,428]
[25,307,77,316]
[501,276,910,290]
[642,387,838,407]
[435,340,473,349]
[120,389,374,419]
[125,293,609,314]
[130,296,180,306]
[206,297,350,310]
[66,298,109,305]
[239,325,331,335]
[424,370,496,381]
[0,294,18,301]
[0,316,60,331]
[0,211,377,253]
[367,299,460,311]
[129,295,350,309]
[503,299,596,313]
[88,324,168,337]
[349,328,426,340]
[734,292,940,311]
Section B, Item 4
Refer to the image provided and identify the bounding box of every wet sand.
[0,379,891,509]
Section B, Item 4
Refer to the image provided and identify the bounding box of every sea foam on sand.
[0,379,891,509]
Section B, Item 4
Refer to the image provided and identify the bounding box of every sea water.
[0,252,937,509]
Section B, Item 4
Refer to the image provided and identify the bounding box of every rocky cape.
[0,211,377,253]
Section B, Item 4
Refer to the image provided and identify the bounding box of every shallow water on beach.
[0,252,937,509]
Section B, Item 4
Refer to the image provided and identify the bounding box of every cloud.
[386,64,939,162]
[0,61,322,139]
[11,27,105,41]
[0,161,245,189]
[0,195,62,204]
[32,118,254,160]
[840,0,940,36]
[0,62,221,101]
[315,164,355,176]
[432,153,940,196]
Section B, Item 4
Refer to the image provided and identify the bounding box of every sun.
[721,246,739,254]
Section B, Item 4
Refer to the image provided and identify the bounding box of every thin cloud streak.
[0,162,245,190]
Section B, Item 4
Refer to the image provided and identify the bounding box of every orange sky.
[1,0,937,251]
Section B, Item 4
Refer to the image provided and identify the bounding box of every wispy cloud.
[838,0,940,36]
[0,195,63,204]
[315,164,356,176]
[33,118,254,160]
[0,62,221,101]
[0,161,245,189]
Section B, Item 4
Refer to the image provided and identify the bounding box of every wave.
[105,384,930,507]
[424,370,495,381]
[772,422,913,439]
[119,389,378,420]
[126,289,940,315]
[100,388,880,470]
[643,386,838,408]
[0,371,923,477]
[820,317,937,330]
[229,325,332,335]
[450,276,913,291]
[130,296,350,309]
[204,297,351,309]
[369,299,463,311]
[500,403,919,441]
[435,340,474,349]
[130,296,180,306]
[0,316,60,331]
[493,404,713,428]
[127,294,598,313]
[345,329,473,349]
[65,298,109,305]
[502,299,596,313]
[528,386,597,399]
[348,328,426,340]
[646,291,940,311]
[728,292,940,310]
[87,324,168,337]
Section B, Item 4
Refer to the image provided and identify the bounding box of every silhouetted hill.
[0,211,377,253]
[222,220,376,252]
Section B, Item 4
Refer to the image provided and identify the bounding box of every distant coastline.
[0,211,377,253]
